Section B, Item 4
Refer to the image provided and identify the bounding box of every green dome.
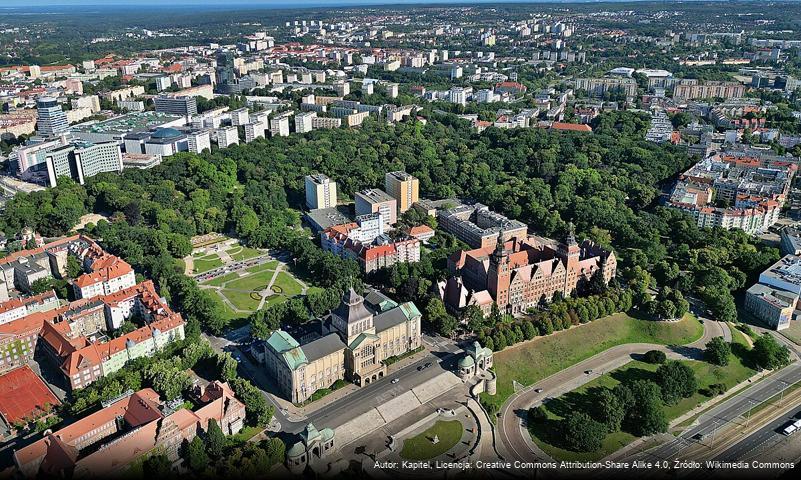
[458,355,475,368]
[287,442,306,458]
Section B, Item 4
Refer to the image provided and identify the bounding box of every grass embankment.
[481,313,704,411]
[400,420,464,460]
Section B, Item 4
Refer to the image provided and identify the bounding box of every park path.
[495,318,730,464]
[256,264,284,310]
[183,255,194,276]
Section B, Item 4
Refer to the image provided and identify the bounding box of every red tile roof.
[0,366,61,425]
[551,122,593,132]
[74,256,133,289]
[0,290,57,316]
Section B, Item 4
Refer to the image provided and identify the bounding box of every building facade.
[263,289,422,403]
[305,174,338,210]
[384,171,420,214]
[444,229,616,315]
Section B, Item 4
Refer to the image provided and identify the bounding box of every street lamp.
[744,399,757,428]
[778,380,790,403]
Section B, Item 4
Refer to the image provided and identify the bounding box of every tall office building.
[36,97,69,136]
[154,95,197,117]
[385,171,419,214]
[215,51,237,94]
[44,141,122,187]
[305,174,338,210]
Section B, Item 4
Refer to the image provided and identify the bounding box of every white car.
[391,378,400,384]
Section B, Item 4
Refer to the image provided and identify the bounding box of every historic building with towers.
[262,288,422,404]
[439,226,617,316]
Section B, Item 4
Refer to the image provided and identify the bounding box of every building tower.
[384,171,419,214]
[487,231,512,311]
[36,97,69,136]
[558,222,581,296]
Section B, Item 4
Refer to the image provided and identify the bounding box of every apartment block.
[384,171,419,214]
[216,126,240,148]
[244,121,267,142]
[673,80,745,101]
[305,174,338,210]
[295,111,316,133]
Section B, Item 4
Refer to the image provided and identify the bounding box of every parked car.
[584,369,593,375]
[391,378,400,384]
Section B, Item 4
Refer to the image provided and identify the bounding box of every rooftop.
[0,365,61,425]
[71,111,183,135]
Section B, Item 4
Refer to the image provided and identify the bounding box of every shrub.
[644,350,667,364]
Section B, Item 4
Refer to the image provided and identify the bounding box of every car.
[584,369,593,375]
[424,362,433,368]
[534,388,544,393]
[417,365,424,371]
[692,433,709,441]
[391,378,400,384]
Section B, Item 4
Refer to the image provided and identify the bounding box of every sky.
[0,0,714,7]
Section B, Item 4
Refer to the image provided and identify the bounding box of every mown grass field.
[482,313,704,411]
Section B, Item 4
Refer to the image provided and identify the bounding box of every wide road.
[634,363,801,463]
[496,317,729,462]
[206,327,464,435]
[713,399,801,463]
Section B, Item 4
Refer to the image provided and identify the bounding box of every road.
[205,326,463,435]
[497,317,729,462]
[634,363,801,463]
[712,396,801,462]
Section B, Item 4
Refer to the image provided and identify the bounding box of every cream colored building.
[385,171,420,214]
[263,289,422,404]
[305,174,338,210]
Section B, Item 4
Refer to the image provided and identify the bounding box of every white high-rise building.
[270,114,291,137]
[216,126,239,148]
[449,87,470,106]
[244,122,267,142]
[230,108,250,126]
[187,130,211,153]
[305,174,338,210]
[295,112,316,133]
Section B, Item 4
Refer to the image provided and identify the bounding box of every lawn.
[482,313,704,411]
[271,271,303,296]
[226,269,276,292]
[529,355,757,461]
[211,292,247,321]
[399,420,464,460]
[779,320,801,346]
[227,245,263,261]
[193,255,223,274]
[200,272,239,287]
[247,261,278,273]
[221,289,263,311]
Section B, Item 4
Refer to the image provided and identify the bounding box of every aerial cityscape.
[1,0,801,478]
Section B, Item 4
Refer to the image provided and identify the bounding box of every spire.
[565,222,577,246]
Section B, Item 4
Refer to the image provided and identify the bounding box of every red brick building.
[444,230,616,315]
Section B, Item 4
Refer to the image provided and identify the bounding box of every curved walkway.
[496,318,730,464]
